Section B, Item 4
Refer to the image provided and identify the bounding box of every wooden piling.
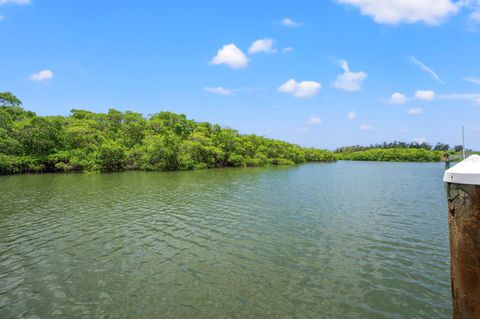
[444,155,480,319]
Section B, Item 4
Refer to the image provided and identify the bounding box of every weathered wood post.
[444,155,480,319]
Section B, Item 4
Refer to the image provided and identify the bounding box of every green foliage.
[96,139,126,171]
[228,154,245,167]
[336,148,444,162]
[0,93,337,174]
[304,148,337,162]
[0,154,45,174]
[0,92,22,107]
[334,140,471,162]
[433,142,450,151]
[335,141,434,153]
[4,93,472,173]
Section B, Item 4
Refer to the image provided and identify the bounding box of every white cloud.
[308,116,322,125]
[439,93,480,105]
[280,17,302,27]
[283,47,294,53]
[278,79,321,98]
[439,93,480,100]
[248,38,276,54]
[410,56,445,84]
[204,86,233,96]
[333,60,367,91]
[347,111,356,120]
[29,70,54,81]
[336,0,460,25]
[389,92,407,104]
[360,124,373,130]
[469,11,480,22]
[0,0,31,5]
[406,107,423,115]
[211,44,249,69]
[0,0,30,19]
[414,136,428,144]
[464,77,480,85]
[415,90,435,100]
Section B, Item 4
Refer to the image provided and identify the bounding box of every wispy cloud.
[347,111,356,120]
[469,11,480,23]
[280,17,303,27]
[204,86,233,96]
[360,124,373,130]
[438,93,480,106]
[248,38,276,54]
[283,47,294,53]
[406,107,423,115]
[464,77,480,85]
[332,60,367,91]
[439,93,480,100]
[466,4,480,30]
[0,0,31,20]
[0,0,31,5]
[307,116,322,125]
[409,56,445,84]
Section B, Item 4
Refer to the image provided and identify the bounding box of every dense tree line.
[334,140,474,162]
[333,138,476,162]
[2,92,472,173]
[0,92,335,174]
[336,148,445,162]
[335,140,465,153]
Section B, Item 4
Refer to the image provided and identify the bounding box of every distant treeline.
[336,148,445,162]
[0,92,335,174]
[335,141,471,162]
[335,141,466,153]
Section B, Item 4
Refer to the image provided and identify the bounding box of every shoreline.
[0,159,453,177]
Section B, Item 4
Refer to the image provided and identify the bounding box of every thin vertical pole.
[462,126,465,159]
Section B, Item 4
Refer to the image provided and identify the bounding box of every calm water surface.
[0,161,451,318]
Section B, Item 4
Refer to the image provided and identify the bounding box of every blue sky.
[1,0,480,149]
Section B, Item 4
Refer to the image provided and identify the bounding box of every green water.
[0,162,451,318]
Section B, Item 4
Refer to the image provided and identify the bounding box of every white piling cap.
[444,155,480,185]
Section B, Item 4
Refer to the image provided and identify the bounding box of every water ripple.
[0,162,451,318]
